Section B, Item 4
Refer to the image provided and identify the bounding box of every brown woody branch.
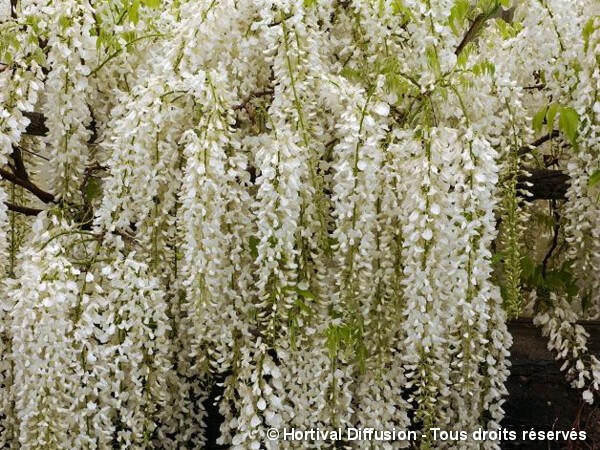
[455,12,489,56]
[0,167,55,203]
[23,110,97,142]
[455,6,516,56]
[0,168,572,217]
[523,84,546,91]
[233,89,274,112]
[5,202,43,216]
[518,131,560,157]
[17,145,50,161]
[11,146,29,180]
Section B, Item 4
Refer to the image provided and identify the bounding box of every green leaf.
[426,45,441,76]
[491,252,503,264]
[391,0,415,22]
[449,0,470,35]
[565,276,578,298]
[248,236,260,259]
[339,324,352,344]
[294,288,315,315]
[294,298,311,315]
[558,106,579,146]
[303,0,317,7]
[583,17,597,53]
[340,66,363,82]
[84,177,102,203]
[59,16,71,30]
[326,326,338,359]
[499,0,511,7]
[123,31,137,43]
[520,255,535,281]
[582,290,592,312]
[532,106,547,133]
[472,60,495,77]
[588,170,600,188]
[543,268,577,298]
[456,47,469,67]
[96,35,104,51]
[297,289,316,301]
[141,0,161,7]
[546,103,559,130]
[496,19,511,39]
[356,342,367,374]
[128,0,140,24]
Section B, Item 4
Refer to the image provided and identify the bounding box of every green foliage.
[588,170,600,188]
[532,106,547,133]
[532,103,579,147]
[531,210,557,231]
[425,46,441,77]
[248,235,260,259]
[83,177,103,203]
[496,18,523,39]
[449,0,470,36]
[455,51,496,78]
[128,0,140,24]
[522,255,579,300]
[583,17,598,53]
[581,290,593,312]
[467,0,501,20]
[128,0,161,24]
[456,42,474,67]
[340,66,364,83]
[326,321,354,360]
[288,286,316,348]
[546,103,559,130]
[326,318,366,371]
[59,15,73,31]
[0,31,18,64]
[378,57,419,98]
[558,106,580,146]
[0,15,45,65]
[471,59,496,77]
[391,0,415,23]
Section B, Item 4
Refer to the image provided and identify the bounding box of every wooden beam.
[517,168,570,201]
[503,319,600,448]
